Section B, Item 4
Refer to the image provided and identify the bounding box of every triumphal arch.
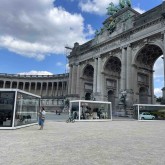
[67,1,165,114]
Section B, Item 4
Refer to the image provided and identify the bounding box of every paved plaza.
[1,113,165,165]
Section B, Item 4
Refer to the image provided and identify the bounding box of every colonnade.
[0,74,68,97]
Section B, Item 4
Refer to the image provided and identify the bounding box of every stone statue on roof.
[119,0,131,9]
[106,2,119,16]
[95,30,100,36]
[119,0,125,8]
[126,0,131,7]
[107,19,116,34]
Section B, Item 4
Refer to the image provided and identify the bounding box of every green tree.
[156,97,162,102]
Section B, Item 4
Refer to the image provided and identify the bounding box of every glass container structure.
[0,89,40,129]
[133,104,165,121]
[70,100,112,121]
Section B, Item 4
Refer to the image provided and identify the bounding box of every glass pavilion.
[0,89,40,129]
[133,104,165,121]
[70,100,112,121]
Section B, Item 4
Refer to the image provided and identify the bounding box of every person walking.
[38,107,46,130]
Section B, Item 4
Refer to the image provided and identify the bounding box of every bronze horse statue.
[119,0,131,9]
[106,2,119,16]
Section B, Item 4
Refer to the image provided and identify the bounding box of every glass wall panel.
[0,91,15,127]
[133,104,165,120]
[70,101,112,120]
[14,92,40,126]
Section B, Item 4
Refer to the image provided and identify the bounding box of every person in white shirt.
[38,107,46,130]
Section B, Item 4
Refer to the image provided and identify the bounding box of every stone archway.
[104,56,121,112]
[136,44,163,68]
[83,64,94,78]
[135,44,163,104]
[104,56,121,75]
[82,64,94,100]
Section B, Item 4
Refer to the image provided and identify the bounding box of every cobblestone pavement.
[1,116,165,165]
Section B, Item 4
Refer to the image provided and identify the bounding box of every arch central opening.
[135,44,163,104]
[83,64,94,100]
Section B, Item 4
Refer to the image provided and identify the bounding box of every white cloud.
[79,0,119,15]
[86,24,95,36]
[154,56,164,78]
[79,0,146,16]
[66,63,70,73]
[0,0,93,60]
[133,7,145,14]
[18,70,53,75]
[154,88,162,97]
[155,78,163,84]
[154,57,164,97]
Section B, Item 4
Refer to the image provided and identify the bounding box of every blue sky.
[0,0,164,97]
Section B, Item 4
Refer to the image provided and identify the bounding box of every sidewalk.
[1,120,165,165]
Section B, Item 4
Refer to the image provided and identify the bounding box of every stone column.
[132,64,138,103]
[23,82,25,91]
[51,82,54,96]
[61,81,64,96]
[93,58,97,93]
[3,81,6,88]
[46,82,48,96]
[120,47,126,91]
[76,64,80,94]
[16,81,19,89]
[71,64,76,94]
[10,81,12,88]
[56,82,59,96]
[29,82,31,92]
[97,57,101,93]
[126,45,132,90]
[125,45,134,107]
[151,71,154,104]
[68,65,72,94]
[66,81,68,96]
[35,82,37,94]
[162,32,165,103]
[40,82,43,96]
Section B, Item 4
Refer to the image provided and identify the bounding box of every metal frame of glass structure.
[70,100,112,121]
[0,89,40,129]
[133,104,165,121]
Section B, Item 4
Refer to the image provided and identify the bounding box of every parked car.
[139,112,155,120]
